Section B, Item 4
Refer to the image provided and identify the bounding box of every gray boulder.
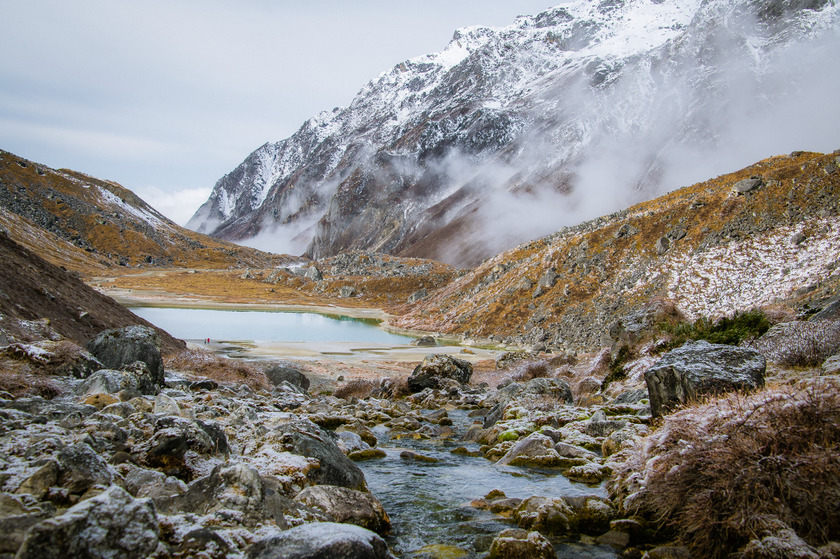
[86,326,164,386]
[644,340,766,417]
[733,176,763,194]
[274,420,367,490]
[294,485,391,536]
[488,528,555,559]
[485,377,574,408]
[407,354,473,392]
[56,442,113,494]
[15,485,159,559]
[495,433,562,468]
[409,335,437,347]
[246,522,394,559]
[265,363,310,392]
[76,366,156,397]
[155,462,287,528]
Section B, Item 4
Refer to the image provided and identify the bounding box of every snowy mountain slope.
[189,0,840,265]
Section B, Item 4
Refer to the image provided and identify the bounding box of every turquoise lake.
[129,307,413,345]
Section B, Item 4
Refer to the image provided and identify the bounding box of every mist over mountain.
[189,0,840,266]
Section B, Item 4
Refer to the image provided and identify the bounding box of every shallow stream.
[359,410,619,558]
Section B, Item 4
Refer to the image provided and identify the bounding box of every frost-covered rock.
[273,419,367,490]
[77,367,156,397]
[495,433,562,468]
[644,340,766,417]
[293,485,391,535]
[407,354,473,392]
[86,326,164,385]
[245,522,394,559]
[56,442,113,494]
[488,528,555,559]
[15,485,159,559]
[156,462,287,528]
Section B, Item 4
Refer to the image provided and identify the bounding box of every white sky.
[0,1,557,225]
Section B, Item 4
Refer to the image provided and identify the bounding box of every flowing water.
[359,410,619,558]
[133,306,617,557]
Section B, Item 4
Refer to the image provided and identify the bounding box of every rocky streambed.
[0,327,662,559]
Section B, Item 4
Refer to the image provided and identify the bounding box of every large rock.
[76,366,156,397]
[294,485,391,536]
[86,326,165,385]
[56,442,113,494]
[15,485,159,559]
[407,354,473,392]
[246,522,394,559]
[644,340,766,418]
[265,363,310,392]
[274,419,367,490]
[155,462,287,528]
[495,433,562,468]
[484,377,574,408]
[488,528,555,559]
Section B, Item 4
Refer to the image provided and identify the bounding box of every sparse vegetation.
[165,349,269,390]
[609,379,840,558]
[601,346,631,390]
[508,360,552,383]
[748,319,840,368]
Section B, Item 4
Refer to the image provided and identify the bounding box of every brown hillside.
[0,230,184,354]
[0,149,291,274]
[391,150,840,352]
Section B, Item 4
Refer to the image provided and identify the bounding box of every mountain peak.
[189,0,839,266]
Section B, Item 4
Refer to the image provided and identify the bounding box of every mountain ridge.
[0,149,291,274]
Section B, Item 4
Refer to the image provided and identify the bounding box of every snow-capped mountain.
[188,0,839,265]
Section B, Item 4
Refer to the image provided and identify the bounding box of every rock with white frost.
[407,354,473,392]
[293,485,391,536]
[274,419,367,490]
[155,462,288,529]
[495,433,562,468]
[644,340,766,417]
[246,521,395,559]
[15,485,159,559]
[56,442,113,494]
[488,528,555,559]
[86,326,165,385]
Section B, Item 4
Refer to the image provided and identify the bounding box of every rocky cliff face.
[391,150,840,352]
[190,0,839,266]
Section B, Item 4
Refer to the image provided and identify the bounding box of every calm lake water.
[129,307,413,345]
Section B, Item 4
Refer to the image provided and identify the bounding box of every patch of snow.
[96,186,167,229]
[662,217,840,319]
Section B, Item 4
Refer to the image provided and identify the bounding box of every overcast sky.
[0,1,557,225]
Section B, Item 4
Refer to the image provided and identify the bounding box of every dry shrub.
[0,365,64,398]
[333,379,377,400]
[748,320,840,367]
[609,379,840,558]
[165,349,269,391]
[508,360,552,383]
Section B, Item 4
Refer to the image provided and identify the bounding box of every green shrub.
[657,309,771,351]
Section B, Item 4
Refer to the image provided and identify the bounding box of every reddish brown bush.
[333,379,378,400]
[508,360,552,383]
[609,379,840,558]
